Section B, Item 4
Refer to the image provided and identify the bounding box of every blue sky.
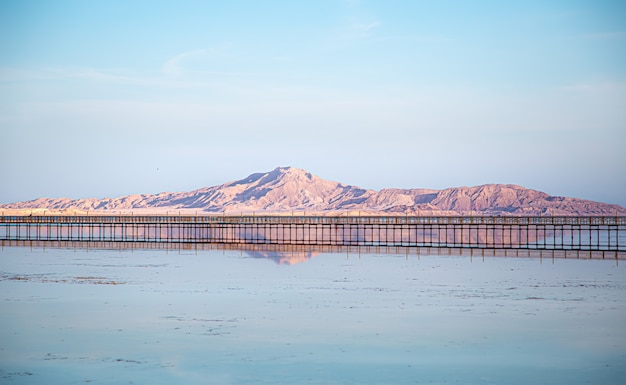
[1,0,625,206]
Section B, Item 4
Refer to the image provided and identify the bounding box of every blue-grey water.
[1,245,625,384]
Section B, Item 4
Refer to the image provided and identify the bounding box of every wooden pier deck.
[1,215,623,252]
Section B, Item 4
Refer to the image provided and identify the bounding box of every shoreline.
[1,208,624,217]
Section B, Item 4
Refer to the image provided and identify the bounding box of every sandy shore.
[0,208,468,217]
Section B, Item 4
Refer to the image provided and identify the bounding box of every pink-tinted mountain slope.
[2,167,624,216]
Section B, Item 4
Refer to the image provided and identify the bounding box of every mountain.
[2,166,624,216]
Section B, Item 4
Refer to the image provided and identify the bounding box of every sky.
[1,0,625,206]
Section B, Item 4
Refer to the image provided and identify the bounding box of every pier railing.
[1,215,624,252]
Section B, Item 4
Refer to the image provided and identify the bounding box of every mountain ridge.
[2,166,624,216]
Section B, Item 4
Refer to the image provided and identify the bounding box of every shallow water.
[1,245,625,384]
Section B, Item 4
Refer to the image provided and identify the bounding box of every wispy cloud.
[343,0,361,7]
[374,34,457,44]
[161,49,211,76]
[342,20,381,40]
[0,66,168,88]
[163,44,249,76]
[355,21,380,32]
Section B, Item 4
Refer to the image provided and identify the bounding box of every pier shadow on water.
[1,241,625,384]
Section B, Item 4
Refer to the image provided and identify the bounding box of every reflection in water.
[245,250,319,265]
[2,239,624,262]
[0,243,625,384]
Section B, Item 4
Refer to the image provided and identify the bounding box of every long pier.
[1,215,623,252]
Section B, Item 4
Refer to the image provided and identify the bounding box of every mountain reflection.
[2,240,619,262]
[245,250,319,265]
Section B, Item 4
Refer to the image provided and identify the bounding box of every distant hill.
[2,166,624,216]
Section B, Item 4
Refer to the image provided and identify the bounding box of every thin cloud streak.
[355,21,380,32]
[161,49,208,76]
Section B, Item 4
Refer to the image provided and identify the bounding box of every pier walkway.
[1,215,623,252]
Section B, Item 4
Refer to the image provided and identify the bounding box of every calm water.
[1,245,625,384]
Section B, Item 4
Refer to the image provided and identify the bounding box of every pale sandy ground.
[0,208,467,217]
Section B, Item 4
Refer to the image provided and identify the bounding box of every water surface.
[1,245,625,384]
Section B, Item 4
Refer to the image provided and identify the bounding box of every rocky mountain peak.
[229,166,305,185]
[2,167,624,216]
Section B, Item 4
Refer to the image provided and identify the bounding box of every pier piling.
[0,215,624,252]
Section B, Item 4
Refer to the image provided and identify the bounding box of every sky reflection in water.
[1,245,625,384]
